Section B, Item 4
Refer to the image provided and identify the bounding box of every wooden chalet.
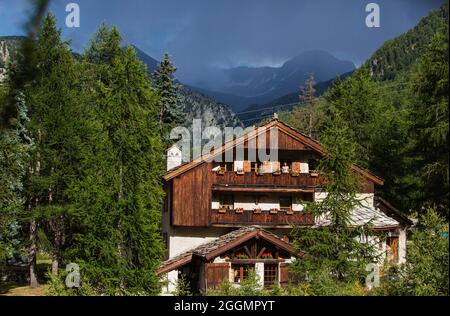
[159,118,410,294]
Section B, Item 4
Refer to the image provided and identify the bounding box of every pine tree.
[66,25,166,295]
[152,53,183,140]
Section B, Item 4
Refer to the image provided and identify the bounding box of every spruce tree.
[152,53,183,140]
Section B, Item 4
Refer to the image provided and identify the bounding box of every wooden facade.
[166,120,383,228]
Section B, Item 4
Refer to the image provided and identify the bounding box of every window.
[251,162,259,172]
[219,194,234,210]
[280,196,292,212]
[308,159,318,171]
[232,264,254,284]
[219,162,234,172]
[386,237,399,263]
[264,264,278,287]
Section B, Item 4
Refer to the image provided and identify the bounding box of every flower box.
[286,208,294,215]
[272,170,281,176]
[218,207,228,214]
[253,208,262,214]
[310,170,319,177]
[235,208,244,214]
[291,171,300,177]
[270,208,279,214]
[261,253,273,259]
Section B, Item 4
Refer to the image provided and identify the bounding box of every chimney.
[167,144,182,171]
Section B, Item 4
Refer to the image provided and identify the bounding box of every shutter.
[263,161,272,173]
[292,162,301,173]
[272,161,280,172]
[279,263,290,288]
[205,263,229,289]
[243,161,251,172]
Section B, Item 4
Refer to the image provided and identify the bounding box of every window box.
[216,169,225,175]
[235,208,244,214]
[272,169,281,176]
[310,170,319,177]
[269,208,279,214]
[261,253,273,259]
[253,208,262,214]
[218,207,227,214]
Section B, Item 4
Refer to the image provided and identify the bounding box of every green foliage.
[207,270,268,296]
[366,2,448,80]
[173,274,192,296]
[63,24,165,295]
[407,31,449,215]
[46,269,96,296]
[0,89,30,262]
[152,53,183,141]
[290,105,377,293]
[373,209,449,296]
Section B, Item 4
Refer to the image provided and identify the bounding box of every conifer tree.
[21,13,82,285]
[291,106,377,291]
[66,25,166,295]
[0,90,30,262]
[152,53,183,140]
[408,31,449,215]
[281,75,324,139]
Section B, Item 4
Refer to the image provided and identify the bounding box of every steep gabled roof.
[164,119,384,185]
[157,225,302,275]
[374,196,413,226]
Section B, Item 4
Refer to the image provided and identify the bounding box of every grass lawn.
[0,282,48,296]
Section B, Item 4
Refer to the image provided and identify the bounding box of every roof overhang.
[163,119,384,186]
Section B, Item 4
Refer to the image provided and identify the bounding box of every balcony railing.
[210,209,314,227]
[212,172,321,189]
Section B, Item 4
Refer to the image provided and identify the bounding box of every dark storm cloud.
[1,0,445,84]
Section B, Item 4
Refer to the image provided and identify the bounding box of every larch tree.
[65,24,166,295]
[20,13,83,286]
[290,106,378,293]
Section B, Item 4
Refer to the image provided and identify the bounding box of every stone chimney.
[167,144,182,171]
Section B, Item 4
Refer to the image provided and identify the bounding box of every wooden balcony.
[210,209,314,228]
[212,172,321,189]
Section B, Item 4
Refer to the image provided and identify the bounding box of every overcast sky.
[0,0,446,82]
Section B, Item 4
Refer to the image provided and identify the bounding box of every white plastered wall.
[168,227,230,258]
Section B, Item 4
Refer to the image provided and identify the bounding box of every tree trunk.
[51,216,63,275]
[29,216,39,288]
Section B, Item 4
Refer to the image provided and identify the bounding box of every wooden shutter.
[387,237,399,263]
[243,160,251,172]
[292,162,301,173]
[279,263,290,288]
[205,263,229,289]
[272,161,280,172]
[263,161,272,173]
